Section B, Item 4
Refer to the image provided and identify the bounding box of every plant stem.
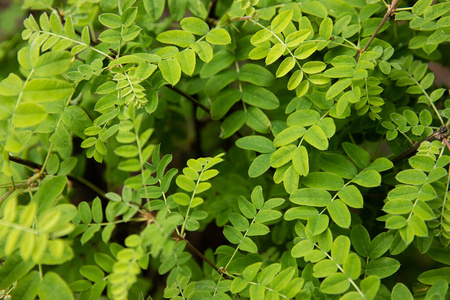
[7,155,108,201]
[358,0,400,58]
[174,231,224,275]
[166,85,211,114]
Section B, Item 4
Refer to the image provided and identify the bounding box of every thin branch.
[358,0,400,59]
[173,231,225,276]
[391,126,450,163]
[166,85,211,114]
[7,155,107,201]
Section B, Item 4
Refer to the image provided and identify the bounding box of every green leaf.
[50,125,71,149]
[242,85,279,110]
[199,50,234,77]
[285,29,311,47]
[13,103,47,128]
[410,215,428,237]
[343,253,361,280]
[80,265,105,282]
[168,0,187,20]
[366,257,400,278]
[0,252,35,290]
[238,196,257,219]
[292,146,309,176]
[271,9,293,33]
[276,57,296,78]
[78,201,92,224]
[249,153,272,178]
[304,125,328,150]
[270,144,296,168]
[313,259,337,278]
[174,49,196,75]
[240,237,258,253]
[62,106,92,139]
[367,157,393,172]
[23,79,74,102]
[303,172,344,191]
[291,239,314,258]
[220,110,245,138]
[266,43,286,65]
[35,176,67,214]
[323,66,354,78]
[273,126,306,147]
[176,174,196,192]
[396,169,427,185]
[0,73,23,96]
[143,0,165,20]
[326,78,352,99]
[223,225,243,244]
[338,185,363,208]
[290,188,331,207]
[122,7,138,27]
[383,199,413,214]
[248,223,270,236]
[368,232,393,259]
[331,235,350,265]
[38,272,74,300]
[317,153,357,179]
[285,206,318,220]
[238,63,274,87]
[351,225,371,257]
[211,88,240,120]
[173,192,190,206]
[391,283,414,300]
[327,199,351,228]
[288,70,304,90]
[307,214,329,235]
[236,136,275,153]
[180,17,209,35]
[361,276,381,300]
[251,185,264,209]
[10,271,41,300]
[287,110,320,127]
[158,59,181,85]
[319,17,333,39]
[99,13,122,28]
[34,51,73,76]
[294,43,317,60]
[302,61,326,74]
[342,142,370,168]
[353,170,381,187]
[246,107,271,133]
[300,0,328,18]
[413,0,433,15]
[418,268,450,285]
[92,197,103,223]
[320,273,350,294]
[206,28,231,45]
[157,30,195,47]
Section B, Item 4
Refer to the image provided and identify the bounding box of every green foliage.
[1,0,450,299]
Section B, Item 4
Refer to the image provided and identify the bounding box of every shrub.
[1,0,450,299]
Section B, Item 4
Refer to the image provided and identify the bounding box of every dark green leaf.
[303,172,344,191]
[38,272,74,300]
[290,188,331,207]
[366,257,400,278]
[351,225,371,257]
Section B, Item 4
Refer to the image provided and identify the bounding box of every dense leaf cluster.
[1,0,450,299]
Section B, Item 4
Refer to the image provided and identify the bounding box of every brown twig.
[391,125,450,163]
[358,0,401,59]
[173,231,227,276]
[7,155,108,201]
[166,85,211,114]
